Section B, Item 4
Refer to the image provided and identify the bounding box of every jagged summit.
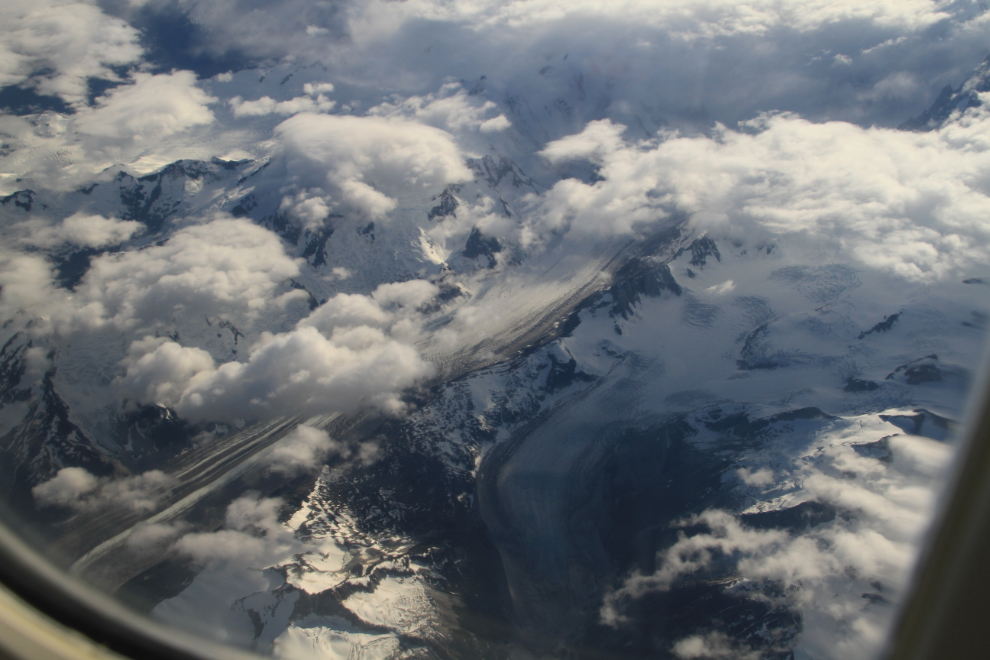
[900,55,990,131]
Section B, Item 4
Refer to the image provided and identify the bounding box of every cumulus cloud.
[300,294,391,332]
[229,92,335,118]
[0,250,68,326]
[264,425,345,477]
[672,632,761,660]
[68,216,302,332]
[0,216,303,356]
[736,467,774,487]
[116,279,440,422]
[601,413,953,660]
[525,109,990,281]
[50,0,984,141]
[602,510,789,616]
[32,467,177,513]
[14,212,142,248]
[20,345,52,387]
[172,479,375,572]
[419,192,519,262]
[116,337,215,409]
[0,0,143,105]
[480,115,512,133]
[31,467,99,507]
[538,119,627,164]
[299,279,439,340]
[275,113,473,219]
[369,82,511,134]
[278,189,333,231]
[174,325,433,421]
[173,493,299,566]
[74,71,217,142]
[372,279,440,310]
[126,521,190,558]
[303,82,334,95]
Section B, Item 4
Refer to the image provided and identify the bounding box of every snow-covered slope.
[900,55,990,131]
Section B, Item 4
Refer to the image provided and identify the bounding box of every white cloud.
[538,119,627,164]
[299,279,439,336]
[0,68,221,185]
[117,278,439,422]
[354,439,382,466]
[15,212,142,248]
[336,0,990,135]
[0,216,303,351]
[0,250,67,326]
[69,216,302,332]
[602,510,789,621]
[173,527,272,566]
[74,71,217,142]
[703,280,735,295]
[278,189,333,231]
[0,0,143,105]
[0,235,442,426]
[300,294,391,333]
[369,83,510,133]
[173,493,298,566]
[163,0,956,71]
[372,279,440,310]
[479,115,511,133]
[228,96,277,117]
[21,346,51,387]
[1,3,984,656]
[31,467,99,507]
[672,632,761,660]
[74,0,987,146]
[173,324,434,421]
[32,467,177,513]
[265,425,345,477]
[116,337,215,409]
[601,413,953,660]
[275,113,472,219]
[736,467,774,487]
[303,82,335,95]
[525,109,990,281]
[126,521,190,557]
[229,93,335,118]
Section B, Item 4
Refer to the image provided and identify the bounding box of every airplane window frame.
[0,512,260,660]
[883,345,990,660]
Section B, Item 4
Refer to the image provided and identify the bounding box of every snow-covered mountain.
[900,55,990,132]
[3,145,982,658]
[93,225,978,659]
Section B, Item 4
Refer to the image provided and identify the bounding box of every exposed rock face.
[900,55,990,131]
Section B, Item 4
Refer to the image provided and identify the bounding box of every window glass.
[1,2,989,659]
